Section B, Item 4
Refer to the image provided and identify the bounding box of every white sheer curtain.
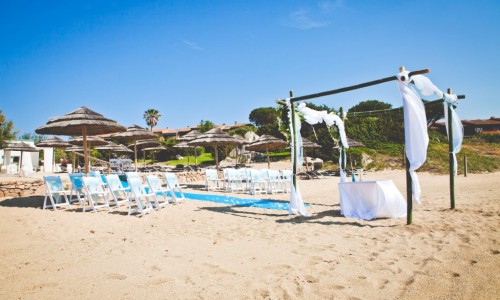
[396,71,429,204]
[297,103,350,182]
[286,99,309,216]
[412,75,464,176]
[443,94,463,175]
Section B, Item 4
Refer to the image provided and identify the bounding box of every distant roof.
[155,122,251,135]
[154,126,198,135]
[462,117,499,126]
[435,116,499,127]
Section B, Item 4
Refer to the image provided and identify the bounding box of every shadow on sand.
[0,195,44,209]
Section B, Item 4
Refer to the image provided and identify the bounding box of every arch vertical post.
[289,90,297,190]
[447,88,456,209]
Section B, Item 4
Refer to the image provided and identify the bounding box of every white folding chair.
[280,170,293,193]
[82,177,112,213]
[266,169,286,194]
[163,172,187,204]
[205,168,223,191]
[105,174,130,208]
[127,177,155,217]
[224,168,245,193]
[249,169,268,195]
[43,176,71,210]
[69,173,86,204]
[90,170,108,189]
[145,174,172,210]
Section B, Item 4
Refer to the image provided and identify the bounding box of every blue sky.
[1,0,499,136]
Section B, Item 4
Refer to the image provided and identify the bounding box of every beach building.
[433,116,500,137]
[0,140,42,175]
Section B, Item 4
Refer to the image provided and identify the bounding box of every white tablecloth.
[339,180,407,220]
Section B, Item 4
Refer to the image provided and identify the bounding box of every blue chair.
[69,173,86,205]
[43,176,71,211]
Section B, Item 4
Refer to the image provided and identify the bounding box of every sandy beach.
[0,165,498,299]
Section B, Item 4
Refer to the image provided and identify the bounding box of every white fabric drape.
[286,99,309,216]
[443,94,463,175]
[412,75,464,176]
[338,148,347,182]
[297,103,350,182]
[397,71,429,204]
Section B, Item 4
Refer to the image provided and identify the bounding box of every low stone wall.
[0,171,206,199]
[0,179,44,198]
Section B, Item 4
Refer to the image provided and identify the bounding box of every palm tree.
[143,109,161,131]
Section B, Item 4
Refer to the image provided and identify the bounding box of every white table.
[338,180,407,220]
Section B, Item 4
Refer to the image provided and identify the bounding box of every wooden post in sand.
[447,88,456,210]
[406,157,413,225]
[289,90,298,190]
[400,66,413,225]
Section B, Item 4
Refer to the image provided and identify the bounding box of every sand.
[0,166,498,299]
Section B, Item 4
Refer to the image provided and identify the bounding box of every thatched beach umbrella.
[246,135,288,169]
[112,125,157,171]
[142,145,166,165]
[36,136,72,172]
[70,136,108,147]
[346,137,365,148]
[35,106,126,175]
[129,139,160,150]
[301,138,322,171]
[4,142,40,176]
[176,130,201,165]
[95,141,133,160]
[187,128,244,171]
[127,139,160,168]
[36,136,72,148]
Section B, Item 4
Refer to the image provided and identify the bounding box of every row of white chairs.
[43,172,187,217]
[205,168,293,195]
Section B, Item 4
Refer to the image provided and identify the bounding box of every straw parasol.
[300,138,322,171]
[69,136,108,147]
[177,130,201,142]
[177,130,201,164]
[346,137,365,148]
[35,106,126,175]
[246,135,287,169]
[4,142,40,176]
[112,125,158,171]
[95,141,133,160]
[142,145,166,165]
[36,137,72,172]
[176,130,201,165]
[127,140,160,167]
[129,139,160,150]
[187,128,245,171]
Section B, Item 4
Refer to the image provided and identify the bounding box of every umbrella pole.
[143,149,146,167]
[82,126,89,175]
[195,147,198,165]
[267,148,270,169]
[215,145,219,172]
[134,141,138,171]
[19,151,24,176]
